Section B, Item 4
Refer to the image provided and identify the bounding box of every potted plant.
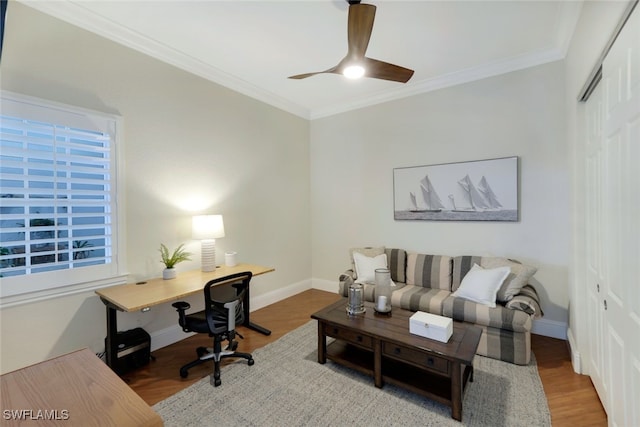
[159,243,192,280]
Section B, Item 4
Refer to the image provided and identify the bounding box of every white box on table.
[409,311,453,343]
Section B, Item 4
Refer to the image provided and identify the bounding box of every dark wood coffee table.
[311,298,482,421]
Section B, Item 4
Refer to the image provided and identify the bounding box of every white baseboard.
[311,278,339,294]
[149,278,313,351]
[149,278,569,352]
[531,318,567,340]
[150,324,195,352]
[567,327,583,374]
[251,278,312,311]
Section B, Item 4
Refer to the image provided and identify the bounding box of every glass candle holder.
[374,268,392,313]
[346,281,366,315]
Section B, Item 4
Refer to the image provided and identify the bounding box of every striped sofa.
[338,248,543,365]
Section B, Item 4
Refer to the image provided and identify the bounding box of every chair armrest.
[171,301,190,311]
[171,301,191,330]
[505,285,544,318]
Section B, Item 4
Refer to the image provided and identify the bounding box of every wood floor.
[124,289,607,426]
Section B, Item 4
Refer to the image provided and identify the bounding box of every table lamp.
[192,214,225,272]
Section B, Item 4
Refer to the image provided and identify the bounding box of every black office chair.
[171,271,254,386]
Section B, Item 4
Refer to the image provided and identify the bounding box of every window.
[0,92,126,307]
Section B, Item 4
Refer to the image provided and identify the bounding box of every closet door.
[585,83,608,408]
[601,7,639,426]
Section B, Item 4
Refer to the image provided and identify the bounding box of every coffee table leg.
[317,322,326,364]
[451,361,463,421]
[374,339,382,388]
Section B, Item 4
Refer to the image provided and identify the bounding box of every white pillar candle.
[377,295,388,311]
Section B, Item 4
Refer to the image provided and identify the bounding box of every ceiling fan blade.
[288,66,339,80]
[347,3,376,57]
[363,57,414,83]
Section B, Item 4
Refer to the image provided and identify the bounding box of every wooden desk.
[95,263,274,370]
[0,348,163,426]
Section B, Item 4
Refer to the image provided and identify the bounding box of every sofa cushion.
[451,263,510,308]
[385,248,406,283]
[452,255,482,291]
[353,252,389,285]
[390,285,450,314]
[349,247,385,279]
[406,253,452,290]
[481,257,538,302]
[441,295,532,333]
[472,324,531,365]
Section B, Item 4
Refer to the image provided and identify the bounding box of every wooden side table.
[0,348,163,426]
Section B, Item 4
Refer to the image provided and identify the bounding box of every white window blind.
[0,92,126,306]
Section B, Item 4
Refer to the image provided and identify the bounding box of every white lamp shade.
[192,215,225,240]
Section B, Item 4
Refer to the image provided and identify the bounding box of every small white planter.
[163,267,177,280]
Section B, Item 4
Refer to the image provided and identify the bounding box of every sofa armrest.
[339,269,356,282]
[338,269,355,297]
[505,284,544,319]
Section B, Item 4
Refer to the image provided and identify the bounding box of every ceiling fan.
[288,0,414,83]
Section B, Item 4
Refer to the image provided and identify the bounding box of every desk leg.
[243,280,271,336]
[101,298,119,370]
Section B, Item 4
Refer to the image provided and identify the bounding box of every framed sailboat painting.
[393,156,518,222]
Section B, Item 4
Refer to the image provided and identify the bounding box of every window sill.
[0,274,129,309]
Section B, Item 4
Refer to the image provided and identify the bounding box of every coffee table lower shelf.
[326,340,474,420]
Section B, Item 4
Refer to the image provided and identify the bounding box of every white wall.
[0,3,310,373]
[564,1,631,373]
[310,61,569,333]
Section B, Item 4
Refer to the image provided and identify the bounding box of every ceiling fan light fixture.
[343,64,365,79]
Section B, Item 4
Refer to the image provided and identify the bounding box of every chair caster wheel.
[248,359,255,366]
[179,368,189,379]
[196,347,208,357]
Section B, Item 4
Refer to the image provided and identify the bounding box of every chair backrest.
[203,271,252,334]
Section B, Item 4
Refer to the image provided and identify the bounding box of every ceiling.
[21,1,583,120]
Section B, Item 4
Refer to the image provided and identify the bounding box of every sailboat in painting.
[419,175,445,212]
[451,174,491,212]
[408,191,426,212]
[477,176,502,209]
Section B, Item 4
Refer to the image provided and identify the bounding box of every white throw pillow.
[353,252,388,285]
[349,246,385,278]
[451,263,511,308]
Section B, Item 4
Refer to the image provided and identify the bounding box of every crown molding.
[18,0,312,119]
[19,0,581,122]
[310,47,564,119]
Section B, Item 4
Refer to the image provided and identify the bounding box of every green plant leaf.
[159,243,192,268]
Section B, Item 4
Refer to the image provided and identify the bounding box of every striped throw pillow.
[385,248,406,283]
[406,253,452,290]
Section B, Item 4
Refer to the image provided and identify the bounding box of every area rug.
[153,321,551,426]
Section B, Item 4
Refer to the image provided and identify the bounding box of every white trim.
[148,278,313,351]
[0,274,128,309]
[145,278,570,353]
[251,278,312,311]
[311,278,339,294]
[567,327,583,374]
[310,48,565,119]
[19,1,581,121]
[17,1,310,120]
[150,324,195,353]
[531,317,568,340]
